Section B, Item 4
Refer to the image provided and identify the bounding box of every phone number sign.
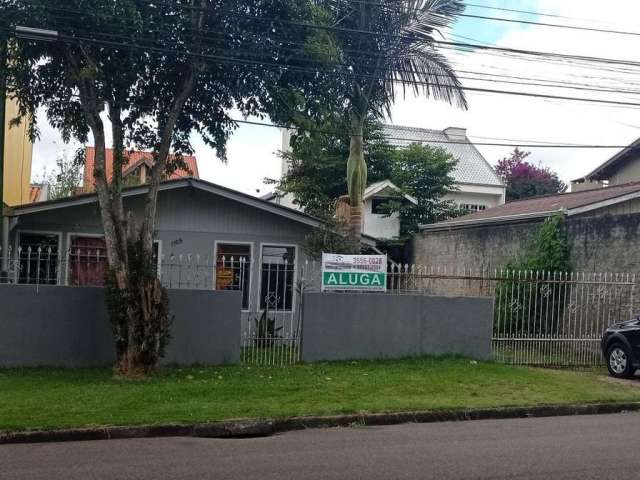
[321,253,387,292]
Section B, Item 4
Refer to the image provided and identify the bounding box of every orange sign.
[216,268,234,289]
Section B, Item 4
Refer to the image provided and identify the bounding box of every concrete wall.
[412,211,640,275]
[301,293,492,362]
[0,285,241,367]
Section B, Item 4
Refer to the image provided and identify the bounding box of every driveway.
[2,413,639,479]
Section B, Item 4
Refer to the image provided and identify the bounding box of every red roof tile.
[429,181,640,228]
[83,147,199,191]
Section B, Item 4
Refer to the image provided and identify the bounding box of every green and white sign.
[321,253,387,292]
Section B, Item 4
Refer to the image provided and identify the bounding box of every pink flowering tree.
[496,148,567,201]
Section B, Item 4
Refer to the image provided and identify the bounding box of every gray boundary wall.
[301,293,492,362]
[0,285,240,367]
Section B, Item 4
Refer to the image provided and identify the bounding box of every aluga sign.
[321,253,387,291]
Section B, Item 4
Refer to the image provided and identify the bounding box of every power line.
[214,118,632,149]
[16,2,640,70]
[7,25,640,110]
[458,13,640,37]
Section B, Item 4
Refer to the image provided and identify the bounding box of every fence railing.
[2,245,636,368]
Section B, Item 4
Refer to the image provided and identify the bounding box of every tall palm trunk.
[347,114,367,243]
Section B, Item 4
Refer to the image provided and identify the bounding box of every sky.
[30,0,640,195]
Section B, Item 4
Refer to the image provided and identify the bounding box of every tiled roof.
[425,181,640,229]
[382,125,504,187]
[83,147,199,191]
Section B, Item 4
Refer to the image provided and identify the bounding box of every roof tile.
[83,147,199,191]
[382,125,503,187]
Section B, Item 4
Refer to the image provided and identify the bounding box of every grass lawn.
[1,357,639,432]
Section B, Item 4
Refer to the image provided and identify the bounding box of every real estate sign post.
[321,253,387,292]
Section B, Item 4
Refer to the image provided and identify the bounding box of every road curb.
[2,402,640,445]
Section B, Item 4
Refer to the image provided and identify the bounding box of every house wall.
[301,292,493,362]
[362,197,401,240]
[0,285,241,367]
[609,156,640,186]
[444,183,505,212]
[412,210,640,275]
[3,98,33,206]
[9,187,315,322]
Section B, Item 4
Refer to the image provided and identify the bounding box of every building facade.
[268,125,506,240]
[3,98,33,206]
[572,136,640,191]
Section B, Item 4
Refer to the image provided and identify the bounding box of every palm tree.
[321,0,468,240]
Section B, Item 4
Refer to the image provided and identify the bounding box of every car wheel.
[607,344,635,378]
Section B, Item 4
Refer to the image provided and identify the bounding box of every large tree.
[309,0,467,241]
[271,121,460,235]
[4,0,298,375]
[496,148,568,201]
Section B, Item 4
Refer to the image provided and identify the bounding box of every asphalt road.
[2,413,640,480]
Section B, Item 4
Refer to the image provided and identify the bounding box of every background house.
[82,147,199,192]
[382,125,506,212]
[412,181,640,273]
[269,125,506,240]
[572,136,640,191]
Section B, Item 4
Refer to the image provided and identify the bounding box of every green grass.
[1,357,639,432]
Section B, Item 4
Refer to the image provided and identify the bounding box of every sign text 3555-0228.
[321,253,387,292]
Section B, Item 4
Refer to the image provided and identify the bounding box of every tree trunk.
[346,114,366,243]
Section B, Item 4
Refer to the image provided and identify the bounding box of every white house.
[383,125,506,212]
[265,125,505,240]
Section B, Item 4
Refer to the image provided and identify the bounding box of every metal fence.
[2,245,637,368]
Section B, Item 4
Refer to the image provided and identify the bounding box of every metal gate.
[240,260,308,366]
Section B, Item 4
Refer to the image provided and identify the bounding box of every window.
[371,197,390,214]
[17,232,60,284]
[461,204,488,213]
[68,235,107,286]
[259,245,296,311]
[216,243,251,309]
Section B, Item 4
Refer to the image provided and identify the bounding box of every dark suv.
[602,317,640,378]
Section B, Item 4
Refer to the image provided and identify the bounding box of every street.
[1,413,639,479]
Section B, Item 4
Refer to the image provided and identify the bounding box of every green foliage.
[252,310,283,347]
[495,214,571,335]
[34,148,84,199]
[387,143,461,235]
[272,123,461,236]
[507,214,571,273]
[269,118,393,218]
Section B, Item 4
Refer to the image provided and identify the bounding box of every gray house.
[6,178,375,330]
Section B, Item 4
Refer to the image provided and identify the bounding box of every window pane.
[69,236,107,286]
[17,233,60,285]
[371,198,388,214]
[260,246,295,311]
[216,244,251,309]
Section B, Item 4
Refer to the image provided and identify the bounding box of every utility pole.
[0,34,8,282]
